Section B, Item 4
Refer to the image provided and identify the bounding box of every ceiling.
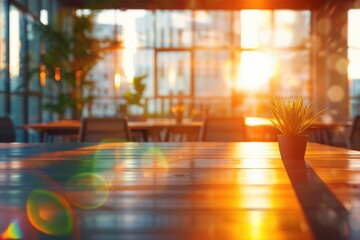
[59,0,345,10]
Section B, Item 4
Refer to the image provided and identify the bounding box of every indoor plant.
[171,103,185,124]
[38,11,116,119]
[269,96,324,162]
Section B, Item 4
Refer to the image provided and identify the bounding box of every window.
[91,9,311,117]
[0,0,6,92]
[348,9,360,116]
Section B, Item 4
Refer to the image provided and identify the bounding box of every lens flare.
[141,147,168,168]
[66,173,110,209]
[1,220,22,239]
[26,190,73,236]
[140,147,169,181]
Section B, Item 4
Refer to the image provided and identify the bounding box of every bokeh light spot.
[327,85,344,102]
[1,220,22,239]
[317,17,331,35]
[66,173,110,209]
[335,58,348,75]
[26,190,73,236]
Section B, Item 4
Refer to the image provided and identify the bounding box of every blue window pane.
[0,94,5,115]
[10,95,24,142]
[0,0,5,91]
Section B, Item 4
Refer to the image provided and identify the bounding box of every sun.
[235,51,276,93]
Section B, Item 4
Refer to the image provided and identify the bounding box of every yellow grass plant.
[269,96,324,136]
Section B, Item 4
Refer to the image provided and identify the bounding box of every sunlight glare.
[114,72,121,89]
[235,51,276,93]
[121,11,137,84]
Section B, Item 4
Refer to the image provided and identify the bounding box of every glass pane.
[274,10,310,48]
[271,50,310,97]
[194,11,231,47]
[40,0,50,25]
[28,0,40,16]
[28,96,41,123]
[15,0,26,7]
[349,48,360,80]
[155,10,192,48]
[28,17,41,92]
[134,49,154,97]
[0,94,4,115]
[195,50,232,97]
[9,6,25,93]
[10,95,24,142]
[348,9,360,48]
[134,10,154,47]
[349,48,360,116]
[88,50,117,116]
[0,0,5,91]
[42,97,52,122]
[157,51,191,96]
[240,10,272,48]
[28,96,41,142]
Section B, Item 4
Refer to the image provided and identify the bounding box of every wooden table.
[0,142,359,239]
[18,119,203,142]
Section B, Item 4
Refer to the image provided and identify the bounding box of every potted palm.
[269,96,324,163]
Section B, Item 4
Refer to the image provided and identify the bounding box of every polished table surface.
[0,142,360,239]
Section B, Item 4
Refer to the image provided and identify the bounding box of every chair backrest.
[350,115,360,150]
[0,116,16,143]
[79,117,131,143]
[200,116,246,142]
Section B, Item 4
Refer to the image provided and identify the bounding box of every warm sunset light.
[54,67,61,81]
[121,11,137,84]
[236,51,276,93]
[114,72,121,89]
[241,10,262,48]
[40,65,46,87]
[168,65,176,91]
[194,11,210,24]
[245,117,272,126]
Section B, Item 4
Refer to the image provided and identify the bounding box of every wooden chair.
[79,117,131,143]
[350,115,360,150]
[165,125,201,142]
[126,115,148,142]
[199,116,246,142]
[0,116,16,143]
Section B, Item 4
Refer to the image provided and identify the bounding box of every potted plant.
[269,96,324,164]
[122,74,147,117]
[171,103,185,124]
[38,11,116,119]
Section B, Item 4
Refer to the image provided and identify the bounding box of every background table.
[19,119,203,142]
[19,118,352,144]
[0,142,359,239]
